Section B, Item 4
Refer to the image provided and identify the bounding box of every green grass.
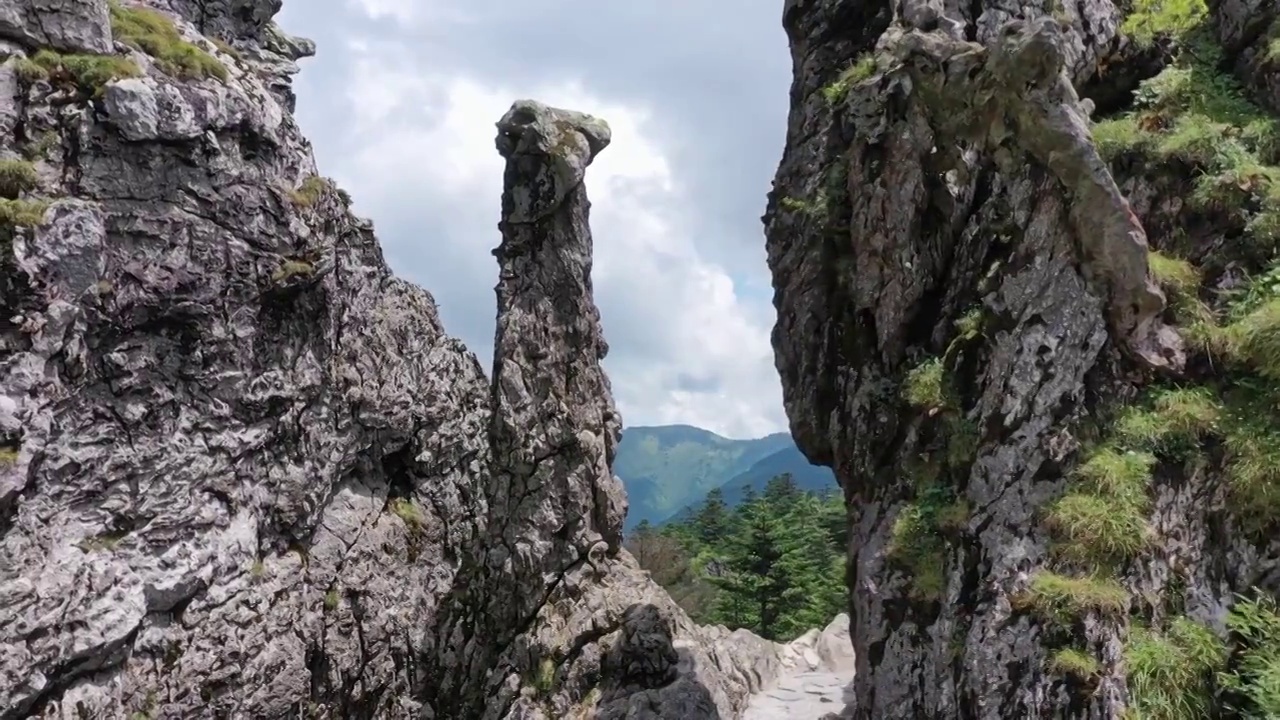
[109,2,227,81]
[886,503,946,601]
[0,448,18,467]
[0,159,37,199]
[11,56,48,84]
[1046,444,1153,564]
[271,259,314,283]
[1050,648,1101,679]
[1071,447,1155,503]
[822,54,878,104]
[1227,298,1280,380]
[249,559,265,580]
[903,357,946,410]
[389,497,426,531]
[1093,29,1280,255]
[1113,387,1221,454]
[0,199,49,229]
[1218,399,1280,533]
[288,176,328,207]
[31,49,141,97]
[1014,572,1129,625]
[1046,492,1151,564]
[324,588,339,610]
[1125,618,1226,720]
[1121,0,1208,47]
[1148,251,1200,296]
[1222,594,1280,717]
[886,486,968,602]
[1091,116,1153,160]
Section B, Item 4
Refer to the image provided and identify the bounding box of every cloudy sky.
[276,0,793,439]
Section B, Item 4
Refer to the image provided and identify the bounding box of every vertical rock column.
[488,97,629,626]
[430,99,630,718]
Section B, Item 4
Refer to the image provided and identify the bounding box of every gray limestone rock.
[0,0,111,54]
[764,0,1280,718]
[0,1,811,719]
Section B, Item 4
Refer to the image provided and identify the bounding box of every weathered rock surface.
[742,615,855,720]
[765,0,1280,718]
[0,2,809,719]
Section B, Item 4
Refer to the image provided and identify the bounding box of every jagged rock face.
[766,0,1280,718]
[0,3,790,719]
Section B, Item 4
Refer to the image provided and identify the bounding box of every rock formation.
[766,0,1280,718]
[0,2,823,719]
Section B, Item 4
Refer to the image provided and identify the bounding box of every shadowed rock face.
[765,0,1280,718]
[0,4,795,720]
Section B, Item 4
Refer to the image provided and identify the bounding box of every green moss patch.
[110,2,227,81]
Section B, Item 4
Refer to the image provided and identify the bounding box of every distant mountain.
[661,446,838,525]
[614,425,793,529]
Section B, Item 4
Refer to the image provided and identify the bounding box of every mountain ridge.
[615,423,835,528]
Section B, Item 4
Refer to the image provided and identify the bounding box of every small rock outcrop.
[0,2,815,719]
[766,0,1280,718]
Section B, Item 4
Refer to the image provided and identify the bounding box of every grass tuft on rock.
[1114,387,1221,455]
[1121,0,1208,48]
[389,497,426,531]
[0,199,49,229]
[822,54,878,104]
[288,176,328,208]
[1125,617,1226,720]
[903,357,946,410]
[11,56,48,84]
[0,159,37,200]
[1046,443,1153,565]
[31,49,141,97]
[109,2,227,81]
[271,259,314,283]
[1014,572,1129,625]
[1050,648,1101,679]
[1222,594,1280,717]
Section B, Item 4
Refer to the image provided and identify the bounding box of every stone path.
[741,671,852,719]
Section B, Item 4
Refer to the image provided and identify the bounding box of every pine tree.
[693,487,731,546]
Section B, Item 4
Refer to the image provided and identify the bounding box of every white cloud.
[324,37,786,439]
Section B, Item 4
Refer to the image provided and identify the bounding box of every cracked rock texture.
[765,0,1280,718]
[0,2,810,719]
